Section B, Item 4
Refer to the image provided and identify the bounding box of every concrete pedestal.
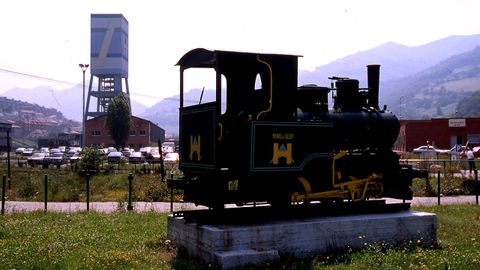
[167,210,437,269]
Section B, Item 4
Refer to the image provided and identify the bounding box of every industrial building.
[394,117,480,152]
[84,115,164,150]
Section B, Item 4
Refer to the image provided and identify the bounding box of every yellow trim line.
[256,55,273,119]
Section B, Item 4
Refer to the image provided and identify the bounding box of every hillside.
[2,85,149,121]
[298,34,480,86]
[299,35,480,85]
[382,46,480,119]
[0,96,78,141]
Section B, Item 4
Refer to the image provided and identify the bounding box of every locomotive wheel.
[269,193,291,209]
[269,177,305,208]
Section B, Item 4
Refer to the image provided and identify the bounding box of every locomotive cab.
[176,49,299,174]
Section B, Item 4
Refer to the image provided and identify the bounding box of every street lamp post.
[79,64,89,147]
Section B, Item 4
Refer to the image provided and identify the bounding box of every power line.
[0,67,77,85]
[0,67,166,100]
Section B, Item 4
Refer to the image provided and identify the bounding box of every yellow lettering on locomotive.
[272,133,294,140]
[272,133,282,139]
[272,143,293,165]
[189,135,201,161]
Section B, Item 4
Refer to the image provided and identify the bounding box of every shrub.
[78,146,104,175]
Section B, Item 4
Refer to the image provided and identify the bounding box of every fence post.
[170,173,174,213]
[158,139,166,181]
[475,169,478,206]
[44,174,48,212]
[437,170,441,206]
[127,173,133,211]
[7,129,11,190]
[1,175,5,215]
[86,173,90,212]
[443,160,446,176]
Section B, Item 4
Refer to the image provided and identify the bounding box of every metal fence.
[0,156,172,174]
[2,158,478,215]
[401,159,479,205]
[0,156,180,215]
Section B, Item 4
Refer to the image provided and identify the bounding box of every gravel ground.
[2,196,478,214]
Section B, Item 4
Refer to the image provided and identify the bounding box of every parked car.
[46,152,67,165]
[139,147,152,156]
[151,149,161,159]
[412,145,445,154]
[164,152,179,163]
[121,148,133,157]
[98,148,109,156]
[22,148,34,156]
[107,151,125,164]
[50,148,62,154]
[15,147,25,155]
[128,152,145,164]
[66,147,81,157]
[69,152,82,162]
[27,152,48,166]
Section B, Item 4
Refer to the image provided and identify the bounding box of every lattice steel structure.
[86,14,131,121]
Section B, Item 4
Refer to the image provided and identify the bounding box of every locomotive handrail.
[217,123,223,141]
[256,55,273,120]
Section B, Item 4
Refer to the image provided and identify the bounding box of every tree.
[106,94,133,150]
[456,91,480,117]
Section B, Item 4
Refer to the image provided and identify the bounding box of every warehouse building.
[394,117,480,152]
[85,115,164,150]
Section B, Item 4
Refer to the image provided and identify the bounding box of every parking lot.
[12,146,178,169]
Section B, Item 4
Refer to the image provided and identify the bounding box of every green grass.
[0,212,175,269]
[1,205,480,269]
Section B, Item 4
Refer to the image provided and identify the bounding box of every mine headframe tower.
[86,14,131,121]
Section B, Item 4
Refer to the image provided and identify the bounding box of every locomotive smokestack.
[367,64,380,109]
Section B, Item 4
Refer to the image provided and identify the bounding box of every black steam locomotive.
[170,48,422,209]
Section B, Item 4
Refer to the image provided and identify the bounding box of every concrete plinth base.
[167,210,437,269]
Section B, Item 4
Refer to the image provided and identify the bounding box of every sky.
[1,0,479,106]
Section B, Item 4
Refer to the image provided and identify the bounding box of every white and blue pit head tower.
[86,14,130,120]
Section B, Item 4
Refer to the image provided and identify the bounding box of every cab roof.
[176,48,301,69]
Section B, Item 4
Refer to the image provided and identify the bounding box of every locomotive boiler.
[170,48,422,209]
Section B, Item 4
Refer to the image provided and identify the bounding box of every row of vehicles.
[15,146,179,166]
[413,144,480,157]
[106,148,179,164]
[15,146,82,166]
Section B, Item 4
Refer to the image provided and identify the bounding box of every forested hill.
[382,45,480,119]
